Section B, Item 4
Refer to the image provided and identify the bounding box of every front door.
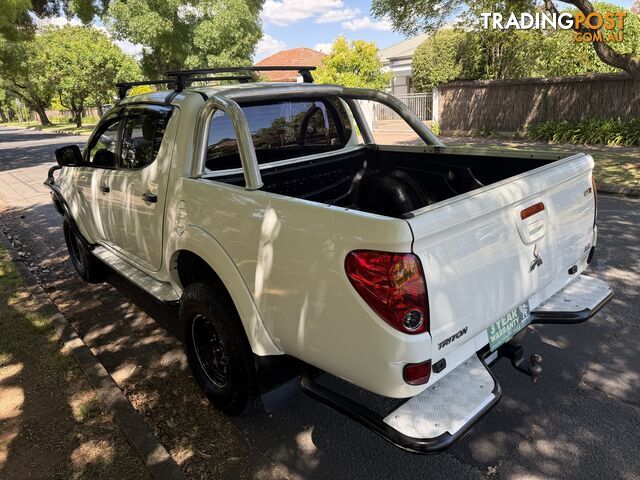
[99,104,175,271]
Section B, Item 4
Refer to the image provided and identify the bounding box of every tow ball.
[501,343,543,383]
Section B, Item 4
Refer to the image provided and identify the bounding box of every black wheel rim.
[67,228,83,267]
[192,314,229,388]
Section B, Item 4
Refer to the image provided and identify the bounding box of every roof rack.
[116,65,317,100]
[185,75,253,86]
[166,65,317,91]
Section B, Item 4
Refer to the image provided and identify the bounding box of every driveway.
[1,126,639,480]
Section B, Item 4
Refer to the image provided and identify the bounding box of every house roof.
[379,34,429,64]
[255,48,326,82]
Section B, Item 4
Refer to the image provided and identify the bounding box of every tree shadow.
[0,127,86,172]
[0,250,150,479]
[1,189,638,480]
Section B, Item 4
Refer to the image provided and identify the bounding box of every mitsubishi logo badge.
[530,244,543,272]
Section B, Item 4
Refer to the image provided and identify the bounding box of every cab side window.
[87,116,121,168]
[120,106,172,169]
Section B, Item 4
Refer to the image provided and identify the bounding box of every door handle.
[99,185,110,193]
[142,192,157,203]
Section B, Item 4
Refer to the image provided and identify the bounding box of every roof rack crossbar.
[185,75,253,86]
[167,65,317,90]
[117,65,318,100]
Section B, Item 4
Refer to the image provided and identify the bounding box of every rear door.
[407,155,596,360]
[98,104,175,271]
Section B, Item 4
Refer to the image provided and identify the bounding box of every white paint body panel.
[54,85,601,400]
[407,154,597,374]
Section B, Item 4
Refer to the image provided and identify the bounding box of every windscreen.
[205,98,353,172]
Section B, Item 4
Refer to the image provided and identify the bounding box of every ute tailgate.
[407,153,596,364]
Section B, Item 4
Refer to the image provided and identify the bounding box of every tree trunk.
[552,0,640,78]
[33,103,52,126]
[95,101,104,118]
[0,110,7,123]
[74,109,82,128]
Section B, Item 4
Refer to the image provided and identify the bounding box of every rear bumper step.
[301,354,501,454]
[530,274,613,325]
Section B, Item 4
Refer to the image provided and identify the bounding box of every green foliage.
[0,33,58,123]
[375,0,640,77]
[430,119,441,135]
[536,3,640,77]
[371,0,464,36]
[106,0,263,77]
[0,0,108,42]
[411,4,640,84]
[39,25,141,125]
[528,118,640,146]
[0,0,32,41]
[315,36,392,90]
[412,29,481,90]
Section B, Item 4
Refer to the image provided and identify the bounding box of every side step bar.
[301,354,501,454]
[530,275,613,324]
[93,246,180,303]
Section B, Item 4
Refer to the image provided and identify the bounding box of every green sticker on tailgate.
[488,302,531,351]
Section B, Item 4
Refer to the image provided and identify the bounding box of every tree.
[0,37,56,124]
[372,0,640,78]
[41,26,141,126]
[106,0,263,77]
[314,36,392,90]
[412,30,482,90]
[537,3,640,76]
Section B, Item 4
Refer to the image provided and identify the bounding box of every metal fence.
[373,93,433,131]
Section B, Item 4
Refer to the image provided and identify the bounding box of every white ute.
[46,66,613,453]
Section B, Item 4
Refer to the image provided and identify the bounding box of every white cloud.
[314,42,333,54]
[342,16,393,31]
[33,15,81,29]
[262,0,343,27]
[255,34,287,61]
[115,39,144,57]
[315,7,360,24]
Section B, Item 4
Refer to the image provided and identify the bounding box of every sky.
[255,0,405,60]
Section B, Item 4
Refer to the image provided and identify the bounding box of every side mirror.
[55,145,83,166]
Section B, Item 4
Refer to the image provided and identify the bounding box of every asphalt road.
[1,126,639,480]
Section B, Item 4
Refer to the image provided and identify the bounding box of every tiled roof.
[255,48,326,82]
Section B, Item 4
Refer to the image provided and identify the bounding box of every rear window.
[205,98,352,172]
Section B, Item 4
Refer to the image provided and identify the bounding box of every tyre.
[62,217,104,283]
[180,282,257,415]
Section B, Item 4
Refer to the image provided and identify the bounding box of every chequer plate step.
[383,355,496,439]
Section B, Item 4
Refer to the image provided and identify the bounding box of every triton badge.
[438,327,468,350]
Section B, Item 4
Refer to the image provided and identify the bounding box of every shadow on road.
[0,127,86,172]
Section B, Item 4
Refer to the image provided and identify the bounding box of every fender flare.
[46,180,94,250]
[166,225,282,357]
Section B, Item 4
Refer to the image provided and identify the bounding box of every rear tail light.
[344,250,429,334]
[403,360,431,385]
